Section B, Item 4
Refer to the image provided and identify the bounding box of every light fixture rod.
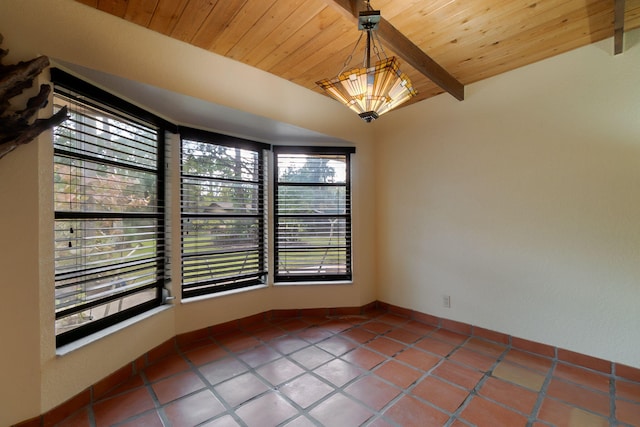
[359,9,380,69]
[364,29,371,68]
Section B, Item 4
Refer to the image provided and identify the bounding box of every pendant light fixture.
[316,3,417,122]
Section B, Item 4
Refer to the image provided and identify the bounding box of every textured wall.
[375,29,640,368]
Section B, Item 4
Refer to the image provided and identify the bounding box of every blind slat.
[274,150,352,282]
[181,138,266,297]
[53,86,164,346]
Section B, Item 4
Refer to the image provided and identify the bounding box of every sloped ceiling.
[78,0,640,107]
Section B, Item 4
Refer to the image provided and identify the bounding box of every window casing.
[180,128,269,298]
[274,146,355,282]
[52,70,170,347]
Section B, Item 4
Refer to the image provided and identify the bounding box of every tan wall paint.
[0,0,377,425]
[0,141,43,424]
[375,30,640,368]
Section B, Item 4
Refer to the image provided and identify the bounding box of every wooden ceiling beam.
[377,18,465,101]
[614,0,625,55]
[324,0,464,100]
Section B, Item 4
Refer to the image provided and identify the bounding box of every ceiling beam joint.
[614,0,625,55]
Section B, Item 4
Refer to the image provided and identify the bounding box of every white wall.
[375,30,640,368]
[0,1,377,425]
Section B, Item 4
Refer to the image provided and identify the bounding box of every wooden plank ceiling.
[77,0,640,107]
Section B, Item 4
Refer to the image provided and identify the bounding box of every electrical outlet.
[443,295,451,308]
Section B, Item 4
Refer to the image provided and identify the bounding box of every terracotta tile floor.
[55,312,640,426]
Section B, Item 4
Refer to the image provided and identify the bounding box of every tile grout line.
[314,318,400,425]
[176,340,253,427]
[290,316,410,426]
[87,401,97,427]
[226,318,378,426]
[443,339,512,427]
[526,349,558,427]
[140,369,172,427]
[530,355,623,425]
[368,323,503,426]
[86,385,96,427]
[224,330,326,427]
[356,318,455,427]
[422,336,474,427]
[357,318,521,426]
[610,363,617,426]
[305,315,442,426]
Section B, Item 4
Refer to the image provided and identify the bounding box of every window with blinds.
[274,146,355,282]
[180,128,268,298]
[52,71,166,347]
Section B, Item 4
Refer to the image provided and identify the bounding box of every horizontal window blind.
[53,82,165,347]
[274,146,354,282]
[181,130,268,298]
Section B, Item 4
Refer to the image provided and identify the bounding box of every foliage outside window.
[180,129,268,298]
[52,73,167,347]
[274,146,355,282]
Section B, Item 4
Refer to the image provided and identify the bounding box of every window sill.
[181,283,269,304]
[274,280,353,287]
[56,305,173,357]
